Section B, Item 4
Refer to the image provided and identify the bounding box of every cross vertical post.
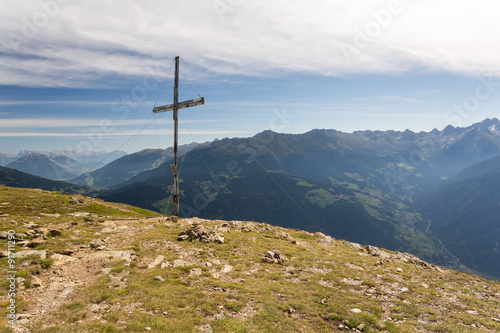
[153,56,204,217]
[173,56,179,217]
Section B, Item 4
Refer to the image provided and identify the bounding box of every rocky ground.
[0,187,499,332]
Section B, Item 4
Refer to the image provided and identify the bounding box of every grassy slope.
[0,186,499,332]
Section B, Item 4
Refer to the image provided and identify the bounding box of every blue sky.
[1,0,500,154]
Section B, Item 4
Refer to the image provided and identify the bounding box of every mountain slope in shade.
[416,155,500,278]
[73,143,205,188]
[102,166,453,269]
[7,152,78,180]
[0,166,86,194]
[100,119,500,278]
[117,118,500,198]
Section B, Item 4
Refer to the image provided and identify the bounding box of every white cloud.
[1,0,500,88]
[0,117,216,128]
[0,129,242,138]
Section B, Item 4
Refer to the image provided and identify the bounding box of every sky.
[1,0,500,154]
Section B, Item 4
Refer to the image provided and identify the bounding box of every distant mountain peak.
[442,124,459,136]
[480,117,500,125]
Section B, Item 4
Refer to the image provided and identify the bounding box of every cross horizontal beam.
[153,97,204,114]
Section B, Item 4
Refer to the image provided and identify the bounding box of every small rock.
[173,259,193,268]
[154,276,165,282]
[90,304,102,312]
[90,240,106,249]
[16,250,47,260]
[148,255,165,269]
[177,234,189,241]
[17,318,30,325]
[101,268,112,275]
[365,245,390,259]
[275,230,292,239]
[261,250,287,264]
[401,287,409,293]
[350,308,362,314]
[215,314,225,320]
[0,231,8,239]
[344,241,364,251]
[49,229,62,236]
[200,324,213,333]
[16,314,32,320]
[145,327,152,331]
[101,228,114,233]
[338,324,344,329]
[31,275,44,288]
[27,237,46,248]
[21,223,40,229]
[357,323,366,331]
[50,253,77,265]
[220,265,233,273]
[204,262,213,268]
[466,310,478,315]
[396,268,403,273]
[26,230,37,237]
[318,237,334,245]
[57,249,75,256]
[190,268,203,276]
[39,213,61,218]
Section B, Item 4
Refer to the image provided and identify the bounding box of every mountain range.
[1,118,500,278]
[101,118,500,278]
[74,142,207,188]
[2,150,126,180]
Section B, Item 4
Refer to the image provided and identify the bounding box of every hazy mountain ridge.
[7,152,79,180]
[72,142,208,188]
[416,155,500,277]
[0,166,86,194]
[1,150,127,180]
[0,153,17,166]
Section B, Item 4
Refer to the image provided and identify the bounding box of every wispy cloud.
[0,118,217,128]
[0,129,244,138]
[1,1,500,88]
[380,95,421,103]
[0,100,127,106]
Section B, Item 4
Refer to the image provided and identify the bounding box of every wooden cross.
[153,56,204,217]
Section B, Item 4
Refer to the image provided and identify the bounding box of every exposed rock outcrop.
[177,224,224,244]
